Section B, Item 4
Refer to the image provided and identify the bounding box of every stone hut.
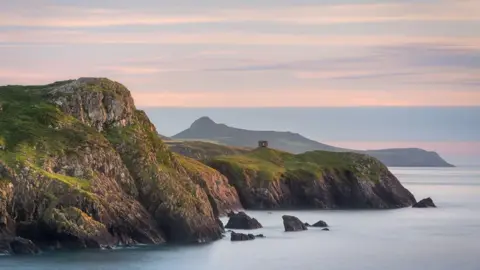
[258,140,268,148]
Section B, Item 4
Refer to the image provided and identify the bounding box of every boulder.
[282,215,308,232]
[9,237,40,255]
[230,232,255,241]
[225,212,262,230]
[255,234,266,238]
[312,220,328,228]
[322,228,330,231]
[413,197,436,208]
[217,218,225,232]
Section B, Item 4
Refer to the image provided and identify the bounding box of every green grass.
[165,140,249,161]
[0,83,107,159]
[209,147,388,183]
[0,81,112,192]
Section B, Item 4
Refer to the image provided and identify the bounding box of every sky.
[1,0,479,164]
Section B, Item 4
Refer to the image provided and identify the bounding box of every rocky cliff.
[0,78,237,254]
[208,148,416,209]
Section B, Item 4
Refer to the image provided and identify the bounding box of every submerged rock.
[312,220,328,228]
[225,212,262,230]
[282,215,308,232]
[322,228,330,231]
[413,197,436,208]
[9,237,40,255]
[230,232,255,241]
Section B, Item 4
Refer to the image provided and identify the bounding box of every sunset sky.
[1,0,479,163]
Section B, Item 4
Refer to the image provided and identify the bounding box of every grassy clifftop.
[209,147,387,183]
[165,140,249,161]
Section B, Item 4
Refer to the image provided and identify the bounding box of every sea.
[1,167,479,270]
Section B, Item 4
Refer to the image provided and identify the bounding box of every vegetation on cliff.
[208,148,416,209]
[165,140,249,162]
[0,78,230,254]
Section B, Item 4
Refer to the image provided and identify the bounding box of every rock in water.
[413,197,436,208]
[230,232,255,241]
[9,237,40,255]
[255,234,266,238]
[322,228,330,231]
[312,220,328,227]
[282,215,308,232]
[225,212,263,230]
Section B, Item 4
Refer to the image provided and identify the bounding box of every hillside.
[164,140,250,161]
[172,117,454,167]
[208,148,416,209]
[0,78,242,254]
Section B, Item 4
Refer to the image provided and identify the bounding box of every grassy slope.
[0,82,107,191]
[210,147,388,183]
[165,140,250,161]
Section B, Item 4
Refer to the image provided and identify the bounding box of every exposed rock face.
[282,215,308,232]
[0,78,224,253]
[312,220,328,228]
[413,197,436,208]
[176,155,242,216]
[48,78,136,132]
[209,149,416,210]
[230,232,255,241]
[225,212,262,230]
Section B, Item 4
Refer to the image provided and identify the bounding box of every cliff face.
[176,155,242,216]
[0,78,231,254]
[208,148,416,209]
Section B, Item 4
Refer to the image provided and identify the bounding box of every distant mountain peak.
[191,116,216,128]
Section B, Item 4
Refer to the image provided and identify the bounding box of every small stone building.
[258,140,268,148]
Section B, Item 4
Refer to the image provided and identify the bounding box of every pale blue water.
[1,167,479,270]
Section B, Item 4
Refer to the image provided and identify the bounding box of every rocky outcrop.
[413,197,436,208]
[209,149,416,210]
[225,212,262,230]
[230,232,255,241]
[0,78,224,254]
[282,215,308,232]
[176,155,242,216]
[312,220,328,227]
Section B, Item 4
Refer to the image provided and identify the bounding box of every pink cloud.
[131,89,480,107]
[1,1,478,28]
[1,31,479,48]
[323,141,480,155]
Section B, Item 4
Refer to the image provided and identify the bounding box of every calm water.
[1,167,479,270]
